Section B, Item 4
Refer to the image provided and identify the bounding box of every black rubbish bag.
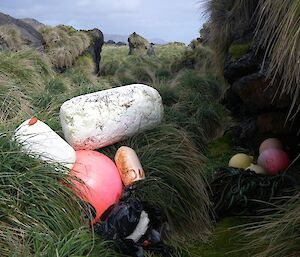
[93,187,172,257]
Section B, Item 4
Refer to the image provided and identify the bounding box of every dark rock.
[87,28,104,76]
[128,32,155,56]
[229,72,291,115]
[256,112,289,135]
[106,39,116,45]
[219,1,299,155]
[224,50,263,84]
[0,12,45,50]
[116,41,126,46]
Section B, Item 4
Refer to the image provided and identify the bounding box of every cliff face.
[222,29,300,155]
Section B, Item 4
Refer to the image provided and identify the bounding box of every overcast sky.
[1,0,206,44]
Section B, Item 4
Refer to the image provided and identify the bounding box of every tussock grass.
[41,26,91,69]
[157,70,226,149]
[243,192,300,257]
[170,44,216,75]
[255,0,300,119]
[101,44,186,83]
[203,0,258,64]
[0,50,53,123]
[0,25,23,51]
[100,123,212,241]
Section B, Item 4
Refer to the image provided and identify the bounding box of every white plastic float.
[14,117,76,170]
[60,84,164,150]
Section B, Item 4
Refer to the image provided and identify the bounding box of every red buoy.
[257,148,289,175]
[69,150,123,223]
[259,138,282,154]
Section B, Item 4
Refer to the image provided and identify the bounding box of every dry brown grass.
[0,25,23,51]
[42,26,91,69]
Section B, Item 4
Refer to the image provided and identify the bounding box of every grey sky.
[1,0,205,44]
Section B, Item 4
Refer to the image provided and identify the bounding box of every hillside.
[0,1,300,256]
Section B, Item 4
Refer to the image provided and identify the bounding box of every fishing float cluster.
[228,138,290,175]
[13,84,164,224]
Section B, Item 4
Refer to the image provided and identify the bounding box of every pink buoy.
[257,148,290,175]
[259,138,282,154]
[69,150,123,224]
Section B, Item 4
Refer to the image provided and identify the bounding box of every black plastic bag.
[93,187,172,257]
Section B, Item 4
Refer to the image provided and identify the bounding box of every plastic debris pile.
[13,84,171,257]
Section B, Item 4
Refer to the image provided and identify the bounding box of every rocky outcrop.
[0,12,45,50]
[222,31,300,155]
[86,28,104,76]
[20,18,45,31]
[128,32,155,56]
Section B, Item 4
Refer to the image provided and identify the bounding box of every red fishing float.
[69,150,123,224]
[257,148,290,175]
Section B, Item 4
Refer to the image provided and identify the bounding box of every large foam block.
[14,118,76,169]
[60,84,164,150]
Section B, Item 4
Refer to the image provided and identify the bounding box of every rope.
[209,167,297,219]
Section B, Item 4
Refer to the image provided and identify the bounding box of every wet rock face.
[0,12,45,50]
[223,33,300,152]
[87,28,104,76]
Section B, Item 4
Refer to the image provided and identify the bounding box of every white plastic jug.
[14,118,76,170]
[60,84,164,150]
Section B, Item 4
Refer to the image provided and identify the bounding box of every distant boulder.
[171,41,185,46]
[0,12,45,50]
[128,32,155,56]
[21,18,45,31]
[86,28,104,76]
[116,41,126,46]
[105,39,116,45]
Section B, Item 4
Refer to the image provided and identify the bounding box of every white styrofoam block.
[60,84,164,150]
[14,118,76,170]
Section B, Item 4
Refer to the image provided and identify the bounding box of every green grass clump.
[158,70,226,150]
[0,132,115,257]
[170,44,216,75]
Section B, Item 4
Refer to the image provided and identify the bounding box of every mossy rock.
[228,43,251,61]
